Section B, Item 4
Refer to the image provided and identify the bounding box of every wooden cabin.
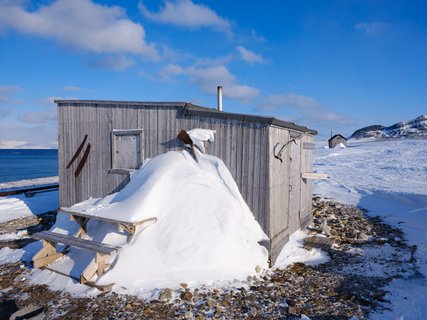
[328,134,347,148]
[56,100,317,264]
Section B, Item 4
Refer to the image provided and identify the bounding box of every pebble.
[0,197,415,320]
[159,288,172,301]
[181,291,193,302]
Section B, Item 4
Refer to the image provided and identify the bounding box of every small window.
[111,129,143,171]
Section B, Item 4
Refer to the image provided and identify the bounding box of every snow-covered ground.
[0,176,59,223]
[0,137,426,319]
[314,138,427,319]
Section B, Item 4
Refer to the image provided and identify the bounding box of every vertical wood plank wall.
[300,134,314,228]
[58,102,315,261]
[58,104,270,233]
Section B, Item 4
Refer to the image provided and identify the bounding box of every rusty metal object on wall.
[66,134,88,169]
[74,143,91,178]
[273,139,296,162]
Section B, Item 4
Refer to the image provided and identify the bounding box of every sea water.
[0,149,58,183]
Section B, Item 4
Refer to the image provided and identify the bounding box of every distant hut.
[328,134,347,148]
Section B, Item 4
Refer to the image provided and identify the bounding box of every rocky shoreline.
[0,197,420,319]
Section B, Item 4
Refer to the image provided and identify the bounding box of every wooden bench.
[32,231,121,284]
[60,208,157,238]
[32,209,157,286]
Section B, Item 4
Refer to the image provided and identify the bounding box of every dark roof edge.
[329,134,347,141]
[54,99,317,135]
[185,105,317,135]
[54,99,197,108]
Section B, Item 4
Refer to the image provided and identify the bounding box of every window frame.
[110,129,144,174]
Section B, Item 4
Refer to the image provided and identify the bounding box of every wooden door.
[288,138,301,233]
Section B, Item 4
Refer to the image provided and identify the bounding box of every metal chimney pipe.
[217,86,222,112]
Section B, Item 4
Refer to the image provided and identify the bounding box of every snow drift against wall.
[51,149,268,292]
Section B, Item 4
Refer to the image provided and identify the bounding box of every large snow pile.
[49,150,269,292]
[313,138,427,319]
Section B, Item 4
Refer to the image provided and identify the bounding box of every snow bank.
[0,190,59,222]
[274,230,329,268]
[53,150,268,292]
[0,176,59,222]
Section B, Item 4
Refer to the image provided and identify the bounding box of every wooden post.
[81,253,110,283]
[96,253,107,277]
[33,240,63,268]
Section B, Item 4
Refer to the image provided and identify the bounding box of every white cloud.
[139,0,231,32]
[0,108,10,118]
[161,64,260,102]
[41,96,63,106]
[260,93,355,126]
[0,86,19,103]
[355,22,389,34]
[250,29,266,42]
[236,46,266,64]
[260,94,317,111]
[62,86,81,92]
[0,140,35,149]
[0,0,158,59]
[18,112,56,124]
[194,54,235,67]
[41,96,78,107]
[0,122,57,149]
[160,64,184,80]
[87,54,135,71]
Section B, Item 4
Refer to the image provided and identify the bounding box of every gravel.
[0,198,420,319]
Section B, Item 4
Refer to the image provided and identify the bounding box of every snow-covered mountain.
[0,140,48,149]
[350,115,427,139]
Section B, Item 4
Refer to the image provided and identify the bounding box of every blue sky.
[0,0,426,147]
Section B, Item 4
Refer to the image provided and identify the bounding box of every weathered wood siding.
[58,104,270,232]
[300,134,314,228]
